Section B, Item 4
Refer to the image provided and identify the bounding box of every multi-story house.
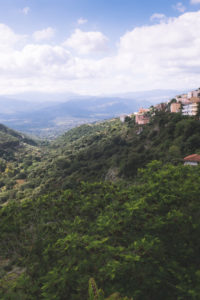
[170,102,181,113]
[182,99,200,116]
[135,108,150,125]
[172,88,200,116]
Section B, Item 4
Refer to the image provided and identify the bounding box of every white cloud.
[22,7,30,15]
[173,2,186,12]
[1,11,200,95]
[150,13,167,22]
[111,11,200,92]
[63,29,109,54]
[0,23,25,51]
[191,0,200,4]
[33,27,55,42]
[77,18,88,25]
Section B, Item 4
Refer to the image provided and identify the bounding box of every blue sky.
[0,0,195,40]
[0,0,200,95]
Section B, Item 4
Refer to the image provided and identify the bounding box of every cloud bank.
[63,29,109,55]
[1,11,200,95]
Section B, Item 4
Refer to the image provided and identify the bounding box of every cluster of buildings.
[120,88,200,126]
[171,88,200,116]
[120,88,200,166]
[120,104,168,125]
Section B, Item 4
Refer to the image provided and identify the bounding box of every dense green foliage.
[0,124,42,203]
[0,112,200,299]
[21,112,200,196]
[0,124,37,160]
[0,162,200,299]
[1,112,200,204]
[1,111,198,202]
[88,278,132,299]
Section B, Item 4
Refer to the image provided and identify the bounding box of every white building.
[120,114,133,122]
[184,154,200,166]
[120,115,126,122]
[182,102,199,116]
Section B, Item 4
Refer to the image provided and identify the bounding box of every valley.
[1,1,200,298]
[0,90,180,139]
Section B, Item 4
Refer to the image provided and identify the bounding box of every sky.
[0,0,200,96]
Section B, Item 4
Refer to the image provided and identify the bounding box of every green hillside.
[0,124,37,159]
[1,111,200,203]
[0,112,200,299]
[9,111,200,201]
[0,163,200,299]
[0,124,42,203]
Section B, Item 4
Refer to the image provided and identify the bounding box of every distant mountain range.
[0,89,184,138]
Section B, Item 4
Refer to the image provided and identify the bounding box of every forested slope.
[1,112,200,203]
[0,124,37,160]
[0,162,200,299]
[0,112,200,299]
[0,124,42,203]
[15,111,200,199]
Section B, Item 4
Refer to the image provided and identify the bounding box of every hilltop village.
[120,87,200,125]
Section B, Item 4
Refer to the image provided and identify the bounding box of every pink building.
[188,89,200,99]
[135,108,150,125]
[176,94,188,103]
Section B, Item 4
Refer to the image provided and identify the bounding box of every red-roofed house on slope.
[183,154,200,166]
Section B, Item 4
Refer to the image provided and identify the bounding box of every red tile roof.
[184,154,200,162]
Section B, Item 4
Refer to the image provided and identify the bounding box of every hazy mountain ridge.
[0,89,184,138]
[0,97,150,139]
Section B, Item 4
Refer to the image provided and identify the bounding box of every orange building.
[170,102,181,113]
